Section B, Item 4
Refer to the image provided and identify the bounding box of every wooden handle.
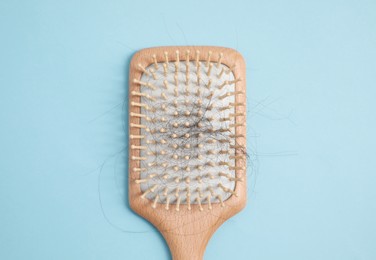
[162,229,214,260]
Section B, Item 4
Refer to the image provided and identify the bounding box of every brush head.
[129,46,246,213]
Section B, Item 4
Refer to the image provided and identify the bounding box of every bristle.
[150,69,157,80]
[196,62,201,86]
[206,51,212,67]
[134,178,148,184]
[194,88,200,98]
[219,172,243,182]
[229,166,246,171]
[152,54,159,69]
[229,123,245,128]
[196,187,203,196]
[129,134,144,139]
[163,63,168,77]
[229,102,245,107]
[134,173,156,183]
[131,145,146,150]
[152,195,159,208]
[206,79,212,89]
[131,156,146,161]
[130,123,146,129]
[163,80,169,89]
[218,183,238,197]
[138,63,150,76]
[174,75,178,86]
[175,50,180,64]
[164,51,169,64]
[196,197,203,211]
[141,184,158,199]
[195,50,200,66]
[207,63,213,76]
[207,194,212,210]
[185,50,190,86]
[130,112,146,118]
[165,196,170,210]
[229,155,245,160]
[133,167,147,172]
[131,101,149,110]
[229,112,245,117]
[216,194,225,207]
[132,91,156,101]
[218,91,245,100]
[218,80,228,90]
[218,67,225,78]
[217,53,223,68]
[186,186,191,210]
[175,194,180,211]
[227,64,236,73]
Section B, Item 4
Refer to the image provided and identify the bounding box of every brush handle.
[162,229,212,260]
[129,46,247,260]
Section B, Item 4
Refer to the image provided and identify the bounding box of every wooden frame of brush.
[128,46,246,260]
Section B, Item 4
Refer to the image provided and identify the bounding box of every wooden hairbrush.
[128,46,246,260]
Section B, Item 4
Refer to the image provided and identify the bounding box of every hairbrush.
[128,46,246,260]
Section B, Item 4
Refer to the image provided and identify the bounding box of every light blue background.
[1,0,375,259]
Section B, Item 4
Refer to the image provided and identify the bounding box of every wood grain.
[128,46,247,260]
